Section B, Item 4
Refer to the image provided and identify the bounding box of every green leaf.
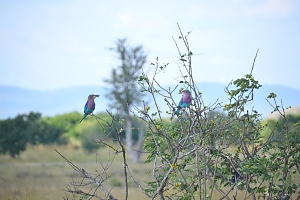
[267,92,277,99]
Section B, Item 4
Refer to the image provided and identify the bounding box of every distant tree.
[105,38,147,162]
[23,112,67,145]
[262,113,300,142]
[44,111,81,134]
[80,130,104,153]
[27,120,66,145]
[0,112,39,157]
[62,112,110,140]
[0,112,71,157]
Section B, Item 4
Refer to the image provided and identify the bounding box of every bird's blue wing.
[175,97,184,114]
[84,101,95,115]
[177,97,183,107]
[84,101,88,112]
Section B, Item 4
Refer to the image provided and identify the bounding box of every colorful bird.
[78,94,100,123]
[175,90,192,114]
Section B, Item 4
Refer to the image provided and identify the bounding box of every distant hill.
[1,83,299,120]
[0,85,107,119]
[266,106,300,120]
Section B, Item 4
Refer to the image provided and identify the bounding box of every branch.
[55,149,117,200]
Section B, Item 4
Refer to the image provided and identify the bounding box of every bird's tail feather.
[78,114,87,124]
[171,107,181,120]
[175,107,181,115]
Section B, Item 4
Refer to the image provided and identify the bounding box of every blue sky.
[1,0,300,91]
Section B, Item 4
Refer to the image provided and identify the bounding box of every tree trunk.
[136,124,145,161]
[134,125,145,162]
[125,111,134,161]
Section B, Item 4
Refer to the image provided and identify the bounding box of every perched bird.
[175,90,192,114]
[170,90,192,120]
[78,94,100,123]
[232,170,242,183]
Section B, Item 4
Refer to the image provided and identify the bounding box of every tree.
[105,38,147,162]
[27,118,66,145]
[0,112,70,158]
[0,112,40,157]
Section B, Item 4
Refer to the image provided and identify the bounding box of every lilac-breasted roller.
[175,90,192,114]
[78,94,100,123]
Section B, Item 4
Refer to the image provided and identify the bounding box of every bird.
[175,90,192,114]
[232,170,242,184]
[78,94,100,123]
[170,90,192,120]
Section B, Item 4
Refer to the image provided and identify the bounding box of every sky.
[0,0,300,91]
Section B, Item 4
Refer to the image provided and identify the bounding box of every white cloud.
[245,0,295,17]
[186,6,238,18]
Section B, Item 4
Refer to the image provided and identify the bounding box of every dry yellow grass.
[0,144,153,200]
[2,144,299,200]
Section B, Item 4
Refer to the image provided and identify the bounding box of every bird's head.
[88,94,100,100]
[180,90,191,95]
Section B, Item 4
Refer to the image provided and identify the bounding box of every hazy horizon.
[1,82,299,120]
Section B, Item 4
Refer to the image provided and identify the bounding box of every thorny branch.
[55,149,117,200]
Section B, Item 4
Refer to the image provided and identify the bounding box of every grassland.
[1,144,299,200]
[0,144,153,200]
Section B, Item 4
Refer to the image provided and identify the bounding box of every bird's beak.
[93,94,100,98]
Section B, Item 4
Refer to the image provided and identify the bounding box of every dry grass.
[0,144,153,200]
[1,145,299,200]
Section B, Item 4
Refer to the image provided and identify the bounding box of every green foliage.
[0,110,147,156]
[0,112,66,157]
[0,113,30,157]
[44,111,81,135]
[61,112,143,146]
[62,112,109,140]
[79,130,104,153]
[0,112,70,157]
[0,111,111,157]
[22,112,67,145]
[123,116,145,143]
[261,114,300,142]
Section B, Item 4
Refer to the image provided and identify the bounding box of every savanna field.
[0,144,238,200]
[0,144,154,200]
[1,144,299,200]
